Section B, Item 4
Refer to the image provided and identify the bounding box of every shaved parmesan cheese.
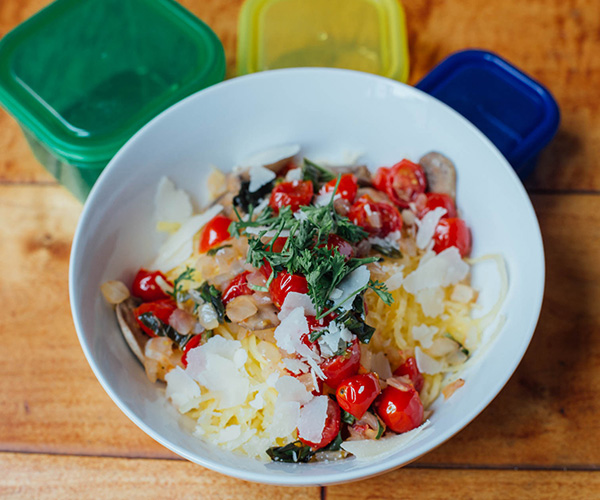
[330,265,371,311]
[215,425,241,443]
[282,358,309,374]
[403,247,469,294]
[279,292,316,320]
[314,191,339,207]
[297,396,328,444]
[185,336,250,409]
[274,306,309,354]
[412,324,438,348]
[239,144,301,169]
[248,164,276,193]
[415,347,444,375]
[384,266,405,291]
[268,400,300,439]
[451,283,474,303]
[155,177,193,224]
[275,376,313,405]
[165,366,201,413]
[416,207,446,249]
[151,204,223,272]
[286,168,303,182]
[318,321,353,358]
[341,421,432,460]
[416,287,445,317]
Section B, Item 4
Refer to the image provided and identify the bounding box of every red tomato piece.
[131,269,171,302]
[222,271,253,305]
[270,237,288,253]
[433,217,472,257]
[394,357,425,393]
[269,180,313,213]
[336,372,381,419]
[133,299,177,337]
[269,272,309,308]
[418,192,456,219]
[319,174,358,203]
[320,234,354,259]
[348,195,403,237]
[375,384,424,434]
[320,338,361,389]
[373,159,427,208]
[181,334,203,367]
[199,215,232,253]
[299,398,341,449]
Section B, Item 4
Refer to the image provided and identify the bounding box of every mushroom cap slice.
[419,152,457,200]
[116,296,148,364]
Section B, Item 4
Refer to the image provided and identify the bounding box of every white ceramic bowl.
[69,68,544,486]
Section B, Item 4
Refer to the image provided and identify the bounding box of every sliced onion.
[247,271,267,288]
[100,280,130,305]
[252,292,272,305]
[198,303,219,329]
[442,379,465,400]
[386,376,413,392]
[169,308,196,335]
[226,295,258,322]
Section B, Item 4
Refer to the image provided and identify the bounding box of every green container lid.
[0,0,225,167]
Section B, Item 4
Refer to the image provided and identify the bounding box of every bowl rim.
[69,67,545,486]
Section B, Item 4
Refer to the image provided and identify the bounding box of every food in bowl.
[101,145,506,462]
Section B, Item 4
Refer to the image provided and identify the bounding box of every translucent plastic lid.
[237,0,409,82]
[0,0,225,164]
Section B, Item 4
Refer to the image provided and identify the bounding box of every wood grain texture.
[1,0,600,190]
[327,467,600,500]
[1,186,599,469]
[0,452,321,500]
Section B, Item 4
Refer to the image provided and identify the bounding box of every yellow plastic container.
[237,0,409,81]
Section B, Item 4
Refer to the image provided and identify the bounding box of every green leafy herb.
[444,332,470,356]
[375,418,385,440]
[198,281,226,323]
[368,280,393,305]
[170,266,195,300]
[137,312,192,350]
[371,244,403,259]
[207,244,232,256]
[339,308,376,344]
[266,441,315,463]
[302,158,336,185]
[321,431,343,452]
[341,410,356,425]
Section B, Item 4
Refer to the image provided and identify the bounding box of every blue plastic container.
[416,49,560,179]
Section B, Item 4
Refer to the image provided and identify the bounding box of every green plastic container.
[0,0,225,201]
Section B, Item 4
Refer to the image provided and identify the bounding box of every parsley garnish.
[170,266,195,300]
[368,279,393,305]
[302,158,336,185]
[197,281,227,323]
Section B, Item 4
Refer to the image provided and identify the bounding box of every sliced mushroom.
[419,152,457,200]
[116,296,147,364]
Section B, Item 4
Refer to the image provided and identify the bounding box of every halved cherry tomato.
[320,234,354,259]
[199,215,232,253]
[269,271,309,308]
[269,180,313,213]
[336,372,381,419]
[131,269,171,302]
[373,159,427,208]
[417,193,456,219]
[375,384,424,433]
[348,195,403,237]
[319,174,358,203]
[320,338,361,389]
[270,237,288,253]
[222,271,253,304]
[181,334,203,367]
[299,398,341,449]
[133,299,177,337]
[433,217,472,257]
[394,357,425,393]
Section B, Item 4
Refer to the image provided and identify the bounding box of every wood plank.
[0,452,321,500]
[1,185,599,469]
[1,0,599,190]
[327,468,600,500]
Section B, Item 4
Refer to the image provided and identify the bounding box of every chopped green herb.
[302,158,336,185]
[170,266,195,300]
[198,282,226,323]
[368,280,393,305]
[375,418,385,440]
[207,244,232,256]
[266,441,315,463]
[341,410,356,425]
[233,179,274,212]
[321,431,343,452]
[137,312,192,350]
[371,244,403,259]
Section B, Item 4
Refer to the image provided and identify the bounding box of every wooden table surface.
[1,0,599,498]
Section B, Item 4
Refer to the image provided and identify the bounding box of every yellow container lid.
[237,0,409,82]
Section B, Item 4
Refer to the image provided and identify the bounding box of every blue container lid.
[416,49,560,179]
